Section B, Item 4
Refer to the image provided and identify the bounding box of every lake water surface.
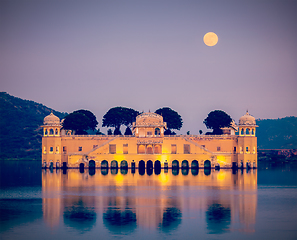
[0,161,297,240]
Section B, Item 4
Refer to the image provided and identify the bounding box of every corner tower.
[238,111,258,168]
[42,113,62,168]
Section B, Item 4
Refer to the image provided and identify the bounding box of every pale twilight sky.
[1,0,296,134]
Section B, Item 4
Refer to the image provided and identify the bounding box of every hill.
[0,92,67,160]
[256,117,297,149]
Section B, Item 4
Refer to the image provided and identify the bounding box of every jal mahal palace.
[41,111,258,170]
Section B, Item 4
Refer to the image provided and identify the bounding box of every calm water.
[0,161,297,240]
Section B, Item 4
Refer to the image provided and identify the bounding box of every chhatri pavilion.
[41,111,258,169]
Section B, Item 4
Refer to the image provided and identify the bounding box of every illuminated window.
[253,147,256,153]
[43,146,46,154]
[184,144,190,154]
[147,145,153,154]
[63,146,67,153]
[109,144,116,154]
[137,145,145,154]
[123,144,128,154]
[240,147,243,153]
[154,144,162,154]
[56,146,59,153]
[217,146,221,151]
[78,146,82,151]
[171,144,177,154]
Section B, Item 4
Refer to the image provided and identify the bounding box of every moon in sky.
[203,32,218,46]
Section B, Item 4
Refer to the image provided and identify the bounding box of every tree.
[199,130,203,135]
[102,107,139,133]
[155,107,183,131]
[107,129,113,135]
[62,109,98,135]
[73,109,98,131]
[124,126,132,135]
[203,110,232,135]
[62,112,90,135]
[187,131,190,135]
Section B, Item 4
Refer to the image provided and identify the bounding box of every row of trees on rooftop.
[62,107,232,136]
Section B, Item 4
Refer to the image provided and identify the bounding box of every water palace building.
[42,111,258,169]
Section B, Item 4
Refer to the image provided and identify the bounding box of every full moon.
[203,32,218,46]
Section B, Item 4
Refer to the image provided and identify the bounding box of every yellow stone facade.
[42,111,258,169]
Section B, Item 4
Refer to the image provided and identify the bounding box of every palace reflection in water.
[42,168,257,235]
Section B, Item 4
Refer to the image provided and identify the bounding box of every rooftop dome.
[239,111,256,125]
[135,112,164,126]
[44,112,60,125]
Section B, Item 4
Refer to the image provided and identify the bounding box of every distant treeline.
[258,149,297,162]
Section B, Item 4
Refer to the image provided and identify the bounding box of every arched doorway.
[172,160,179,169]
[79,163,84,173]
[49,161,54,169]
[164,161,168,169]
[101,160,108,169]
[191,160,199,169]
[89,160,95,169]
[204,160,211,169]
[111,160,118,169]
[62,162,67,169]
[139,160,145,169]
[43,161,47,168]
[139,160,145,175]
[56,162,60,168]
[154,160,161,175]
[181,160,189,169]
[131,161,135,169]
[147,160,153,169]
[154,160,161,169]
[120,160,128,169]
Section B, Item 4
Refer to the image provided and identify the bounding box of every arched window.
[55,128,58,135]
[155,128,160,136]
[246,128,250,134]
[49,129,54,135]
[251,129,254,135]
[241,128,244,135]
[45,129,48,135]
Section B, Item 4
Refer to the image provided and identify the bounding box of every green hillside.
[256,117,297,149]
[0,92,67,160]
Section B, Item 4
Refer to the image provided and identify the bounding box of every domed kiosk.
[238,111,258,169]
[42,112,62,169]
[132,112,167,137]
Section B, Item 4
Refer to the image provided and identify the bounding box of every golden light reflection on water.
[42,169,257,234]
